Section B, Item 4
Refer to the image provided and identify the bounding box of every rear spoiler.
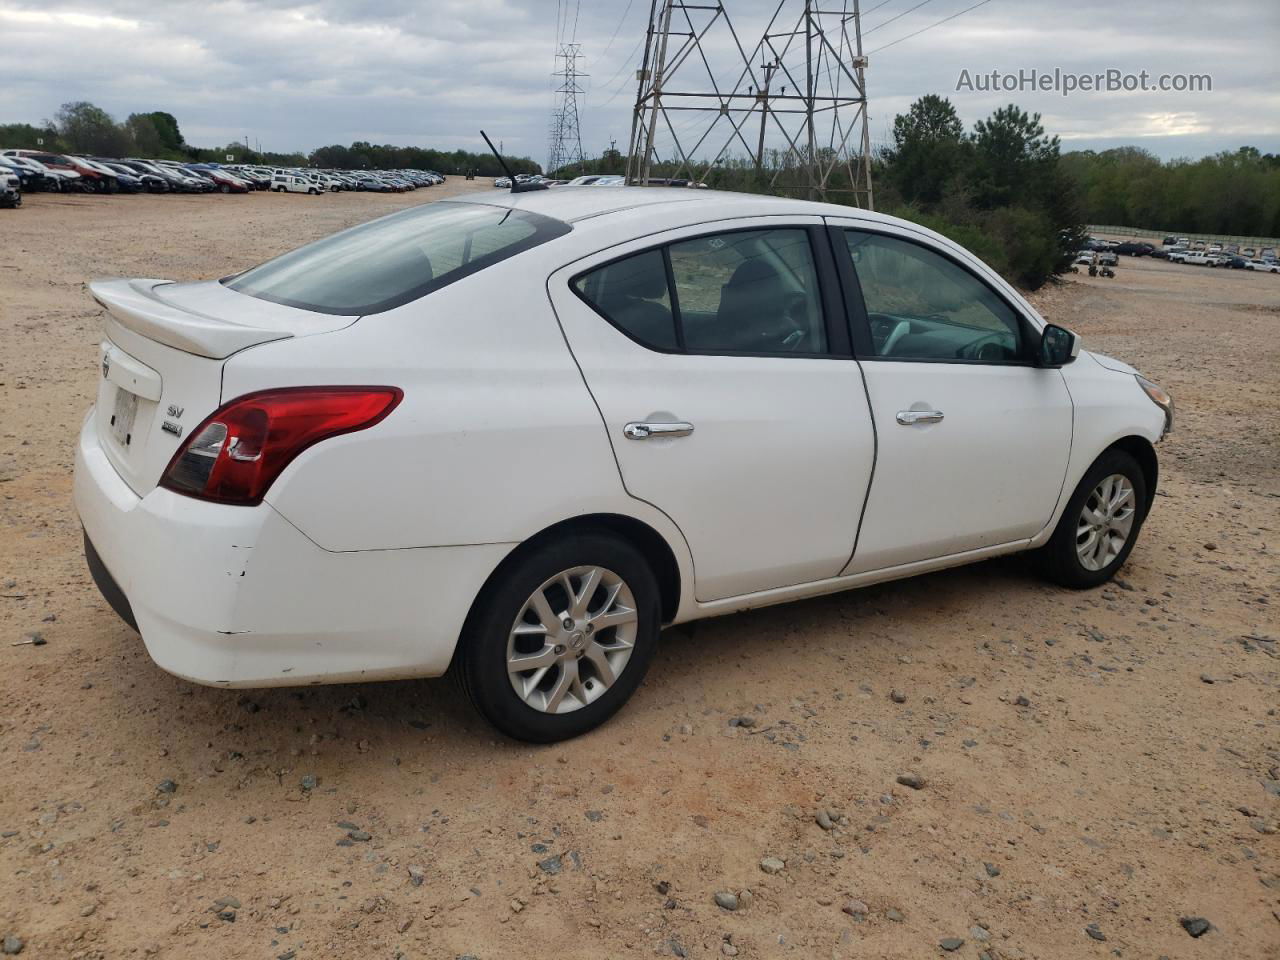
[89,278,293,360]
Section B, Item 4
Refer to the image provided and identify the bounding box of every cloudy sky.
[1,0,1276,165]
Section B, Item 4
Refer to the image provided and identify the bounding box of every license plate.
[111,388,139,447]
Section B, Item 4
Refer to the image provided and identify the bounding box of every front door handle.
[624,421,695,440]
[896,410,944,425]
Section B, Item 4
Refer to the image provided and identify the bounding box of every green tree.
[0,122,60,151]
[970,104,1059,210]
[140,111,185,154]
[886,95,968,207]
[50,101,129,155]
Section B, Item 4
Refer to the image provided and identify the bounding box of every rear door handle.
[896,410,944,425]
[624,421,695,440]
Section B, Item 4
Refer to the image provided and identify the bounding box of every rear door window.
[572,227,828,356]
[226,202,571,315]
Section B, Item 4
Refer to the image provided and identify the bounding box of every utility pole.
[625,0,873,207]
[547,43,588,178]
[755,58,777,171]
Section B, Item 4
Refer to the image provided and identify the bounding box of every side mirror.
[1039,323,1080,368]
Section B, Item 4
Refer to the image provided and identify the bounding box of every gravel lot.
[1,190,1277,959]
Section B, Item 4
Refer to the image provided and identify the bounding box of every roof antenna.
[480,130,548,193]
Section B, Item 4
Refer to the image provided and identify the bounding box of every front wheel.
[455,532,661,742]
[1035,448,1149,588]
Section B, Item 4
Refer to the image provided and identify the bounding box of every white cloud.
[1,0,1275,162]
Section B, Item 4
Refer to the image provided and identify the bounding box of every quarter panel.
[223,256,641,553]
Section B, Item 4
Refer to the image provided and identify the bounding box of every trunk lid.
[89,277,356,496]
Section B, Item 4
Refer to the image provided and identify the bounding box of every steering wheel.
[881,319,910,356]
[960,332,1010,361]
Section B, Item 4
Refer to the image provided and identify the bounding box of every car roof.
[441,186,881,226]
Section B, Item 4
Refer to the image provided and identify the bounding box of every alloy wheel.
[1075,473,1136,571]
[506,566,638,714]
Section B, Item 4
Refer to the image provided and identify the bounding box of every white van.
[271,173,319,195]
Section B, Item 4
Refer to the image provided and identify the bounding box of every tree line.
[0,101,539,176]
[1061,145,1280,240]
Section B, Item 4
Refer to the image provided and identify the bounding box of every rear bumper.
[74,411,514,687]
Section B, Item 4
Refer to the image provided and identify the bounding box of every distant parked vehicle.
[0,154,58,192]
[93,159,168,193]
[1113,241,1154,257]
[0,166,20,208]
[1161,236,1177,246]
[1075,250,1118,269]
[187,166,251,194]
[494,177,512,188]
[1178,252,1213,266]
[2,150,103,191]
[272,173,320,194]
[1245,259,1279,273]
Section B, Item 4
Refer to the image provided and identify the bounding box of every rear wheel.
[220,184,230,194]
[1036,448,1148,589]
[456,532,661,742]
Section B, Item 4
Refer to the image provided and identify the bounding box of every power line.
[863,0,934,35]
[868,0,994,53]
[598,0,637,61]
[595,34,647,107]
[860,0,896,15]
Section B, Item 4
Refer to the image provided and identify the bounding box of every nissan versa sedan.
[74,189,1173,742]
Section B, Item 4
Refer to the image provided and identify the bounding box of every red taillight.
[159,386,402,505]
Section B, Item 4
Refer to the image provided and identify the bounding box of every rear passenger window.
[572,228,827,356]
[571,250,677,350]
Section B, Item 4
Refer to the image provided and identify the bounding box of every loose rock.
[1180,916,1211,938]
[1085,923,1106,942]
[714,891,739,911]
[759,856,785,874]
[939,938,965,951]
[896,773,925,790]
[842,899,868,918]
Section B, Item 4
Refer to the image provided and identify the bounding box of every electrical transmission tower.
[625,0,873,208]
[547,43,588,177]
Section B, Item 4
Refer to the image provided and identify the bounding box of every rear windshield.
[225,201,571,315]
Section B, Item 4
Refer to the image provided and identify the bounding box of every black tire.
[455,531,661,742]
[1036,448,1149,589]
[220,184,230,194]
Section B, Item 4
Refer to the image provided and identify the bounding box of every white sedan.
[74,189,1173,741]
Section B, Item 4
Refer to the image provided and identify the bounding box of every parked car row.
[0,148,445,207]
[1077,233,1279,275]
[1161,235,1276,260]
[1167,248,1280,271]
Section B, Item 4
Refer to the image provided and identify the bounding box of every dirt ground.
[1,189,1277,960]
